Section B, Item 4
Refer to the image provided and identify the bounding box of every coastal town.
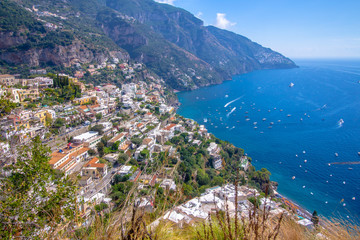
[0,61,316,235]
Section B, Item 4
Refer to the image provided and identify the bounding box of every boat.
[358,152,360,156]
[348,167,353,170]
[304,160,307,163]
[270,122,274,125]
[245,118,250,121]
[300,118,303,121]
[292,176,296,180]
[338,118,344,126]
[280,109,284,112]
[289,82,295,87]
[203,118,208,123]
[225,95,229,98]
[287,114,291,117]
[335,153,339,157]
[262,118,267,121]
[253,122,257,125]
[254,126,258,129]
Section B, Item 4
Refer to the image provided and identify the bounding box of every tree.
[118,153,129,164]
[112,141,120,151]
[0,95,17,117]
[95,113,102,121]
[90,124,104,135]
[0,137,77,238]
[131,137,142,146]
[311,210,319,227]
[97,142,105,157]
[196,169,210,186]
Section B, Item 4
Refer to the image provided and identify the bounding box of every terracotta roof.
[84,157,106,169]
[49,152,68,165]
[163,124,176,131]
[146,112,152,115]
[90,104,100,109]
[137,123,144,128]
[120,141,131,151]
[79,105,88,110]
[49,146,89,166]
[84,157,99,167]
[109,133,126,143]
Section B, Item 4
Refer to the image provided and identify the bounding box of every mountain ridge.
[0,0,297,90]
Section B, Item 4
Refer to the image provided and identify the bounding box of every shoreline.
[175,107,314,221]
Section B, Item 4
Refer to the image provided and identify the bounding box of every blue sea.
[177,59,360,222]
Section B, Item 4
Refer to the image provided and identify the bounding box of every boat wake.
[226,107,236,118]
[224,95,244,108]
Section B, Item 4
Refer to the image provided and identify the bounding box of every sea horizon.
[176,58,360,223]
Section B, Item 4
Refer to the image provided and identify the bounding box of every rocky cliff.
[1,0,296,90]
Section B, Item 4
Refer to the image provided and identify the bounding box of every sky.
[155,0,360,59]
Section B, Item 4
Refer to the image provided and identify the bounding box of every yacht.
[289,82,294,87]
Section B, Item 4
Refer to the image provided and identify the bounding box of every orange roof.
[164,124,176,131]
[109,133,126,143]
[120,142,131,151]
[49,147,89,167]
[84,157,99,167]
[84,157,106,169]
[90,104,100,109]
[90,163,106,168]
[49,152,68,165]
[146,112,152,115]
[79,105,88,110]
[57,156,76,170]
[137,123,144,128]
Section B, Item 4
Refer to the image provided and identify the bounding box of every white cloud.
[215,13,236,30]
[155,0,176,5]
[196,12,203,19]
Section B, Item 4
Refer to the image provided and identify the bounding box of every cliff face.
[0,37,117,67]
[1,0,296,90]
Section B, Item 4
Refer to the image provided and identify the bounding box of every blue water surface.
[177,59,360,222]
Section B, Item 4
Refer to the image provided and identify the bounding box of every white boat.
[338,118,344,126]
[262,118,267,121]
[270,122,274,125]
[289,82,294,87]
[292,176,296,180]
[335,152,339,157]
[287,114,291,117]
[203,118,208,123]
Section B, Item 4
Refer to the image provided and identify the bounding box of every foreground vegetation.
[1,138,359,239]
